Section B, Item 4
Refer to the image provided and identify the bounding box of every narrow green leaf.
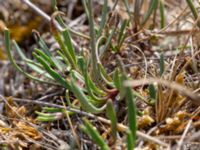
[78,57,106,100]
[37,36,64,71]
[186,0,200,28]
[13,41,53,79]
[37,116,57,122]
[4,29,59,86]
[82,118,110,150]
[148,84,156,100]
[124,0,132,19]
[81,0,89,19]
[126,86,137,147]
[87,0,101,83]
[126,130,134,150]
[100,27,116,57]
[186,0,198,19]
[98,63,112,82]
[142,0,158,26]
[33,53,71,89]
[159,0,165,28]
[117,19,128,49]
[62,29,77,64]
[71,75,106,114]
[98,0,108,38]
[36,111,58,121]
[113,68,121,90]
[51,0,57,10]
[53,31,77,69]
[35,48,56,67]
[159,53,165,76]
[134,0,142,27]
[106,100,117,140]
[43,107,63,113]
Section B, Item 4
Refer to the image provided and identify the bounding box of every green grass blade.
[126,86,137,146]
[117,19,129,49]
[35,48,65,73]
[113,68,121,90]
[62,29,77,64]
[142,0,158,26]
[186,0,200,27]
[24,59,53,79]
[148,84,156,100]
[52,28,77,69]
[88,77,106,95]
[98,63,112,82]
[134,0,141,27]
[37,36,51,56]
[87,0,101,83]
[124,0,132,19]
[13,41,53,79]
[78,57,107,101]
[114,72,126,100]
[126,130,134,150]
[106,100,117,140]
[81,0,89,19]
[4,29,59,86]
[43,107,63,113]
[81,118,110,150]
[51,0,57,10]
[100,27,116,57]
[186,0,198,19]
[98,0,108,38]
[159,0,165,28]
[57,50,70,67]
[35,48,56,67]
[159,53,165,76]
[33,53,71,89]
[71,75,106,114]
[37,36,65,71]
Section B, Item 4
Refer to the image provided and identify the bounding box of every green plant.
[4,0,174,148]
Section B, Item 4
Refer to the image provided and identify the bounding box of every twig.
[176,120,192,150]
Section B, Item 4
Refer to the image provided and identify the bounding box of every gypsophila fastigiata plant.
[4,0,176,148]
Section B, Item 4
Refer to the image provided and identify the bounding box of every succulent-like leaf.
[13,41,53,79]
[126,86,137,146]
[4,29,58,86]
[159,53,165,76]
[98,0,108,38]
[71,74,106,114]
[78,57,107,100]
[62,29,77,64]
[52,26,77,69]
[159,0,165,28]
[126,130,134,150]
[81,118,110,150]
[33,53,71,89]
[106,100,117,140]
